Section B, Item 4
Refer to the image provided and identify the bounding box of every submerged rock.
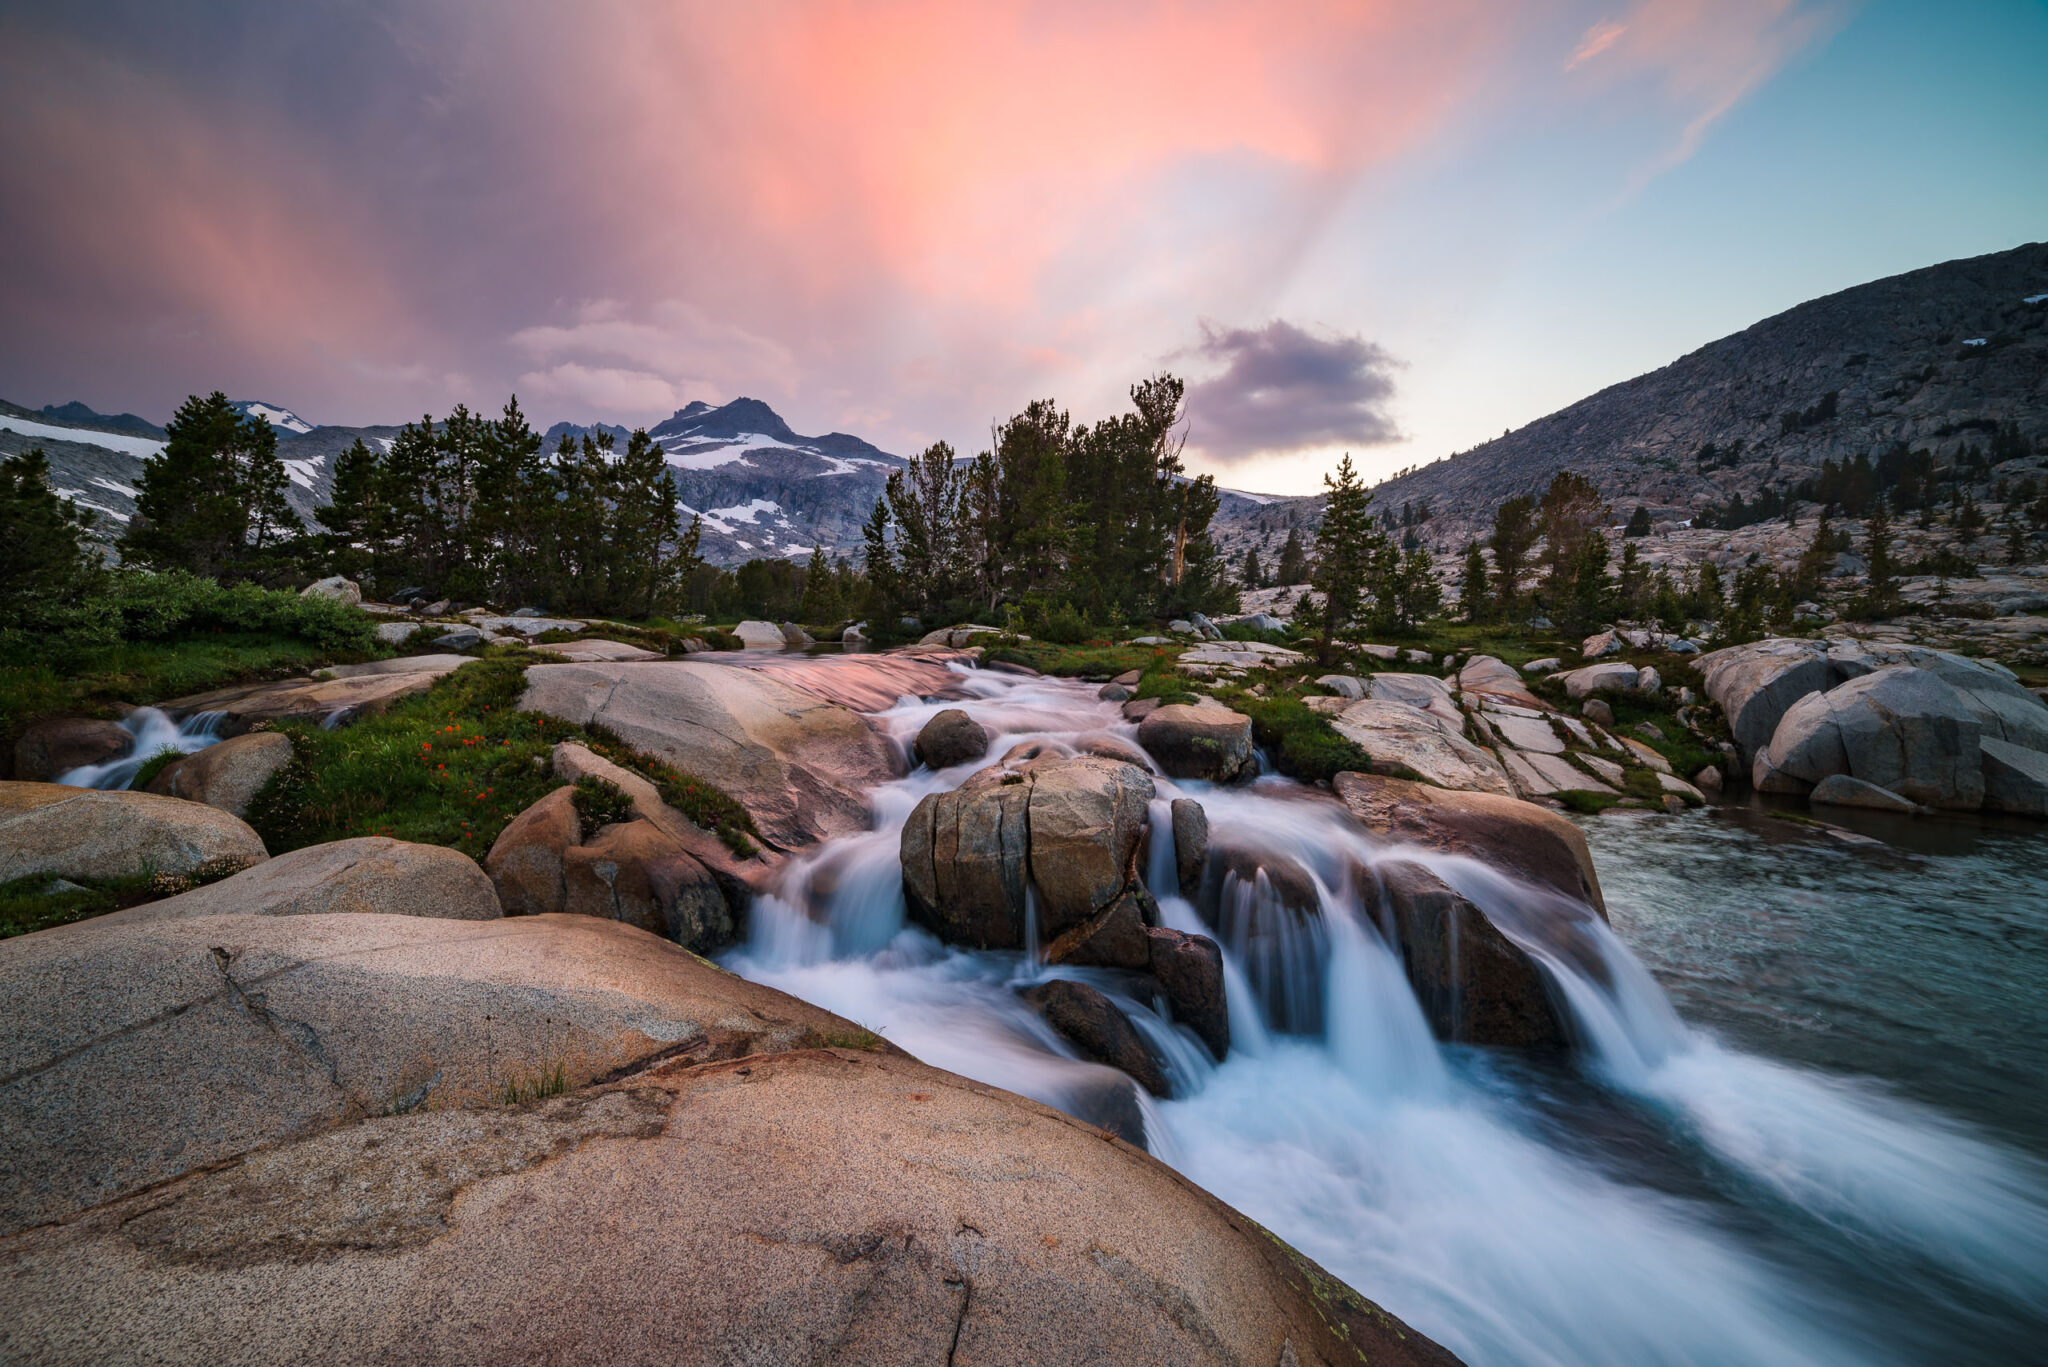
[913,707,990,770]
[1809,774,1918,813]
[1170,796,1208,897]
[1023,977,1170,1097]
[1369,859,1569,1049]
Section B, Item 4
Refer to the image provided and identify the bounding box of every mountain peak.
[232,400,315,435]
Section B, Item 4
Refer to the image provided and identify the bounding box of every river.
[717,657,2048,1366]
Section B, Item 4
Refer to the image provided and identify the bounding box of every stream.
[723,659,2048,1367]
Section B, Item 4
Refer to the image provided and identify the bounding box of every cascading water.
[723,661,2048,1366]
[53,707,226,789]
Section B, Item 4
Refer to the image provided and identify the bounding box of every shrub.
[129,747,185,791]
[570,775,636,832]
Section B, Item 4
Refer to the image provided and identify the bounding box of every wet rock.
[913,708,990,770]
[12,717,130,782]
[1023,978,1170,1097]
[1144,926,1228,1059]
[1371,860,1569,1048]
[107,837,499,924]
[1980,738,2048,817]
[145,732,292,817]
[1136,703,1255,783]
[1810,774,1918,813]
[1325,699,1516,796]
[1111,669,1143,687]
[522,661,894,849]
[0,782,266,883]
[1333,771,1607,915]
[1097,682,1131,701]
[1693,764,1724,795]
[901,754,1154,952]
[732,620,784,648]
[161,659,472,735]
[985,659,1040,677]
[1582,698,1616,727]
[1121,697,1163,722]
[298,575,360,606]
[1074,733,1153,771]
[0,911,868,1239]
[1043,887,1153,970]
[1764,665,1986,810]
[1170,796,1208,897]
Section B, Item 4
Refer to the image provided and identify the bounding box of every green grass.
[805,1024,887,1051]
[570,775,636,831]
[129,746,185,791]
[1395,621,1574,670]
[243,650,761,862]
[1554,790,1625,816]
[1,859,254,940]
[1,633,366,764]
[989,639,1174,679]
[494,1061,569,1106]
[1209,686,1376,784]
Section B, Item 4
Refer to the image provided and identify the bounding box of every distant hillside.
[1357,240,2048,547]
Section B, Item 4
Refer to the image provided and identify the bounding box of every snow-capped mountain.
[231,400,315,435]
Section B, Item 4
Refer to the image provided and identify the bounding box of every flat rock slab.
[1488,712,1566,755]
[1327,700,1515,796]
[711,649,970,712]
[544,639,663,662]
[0,911,864,1236]
[1177,640,1307,670]
[1501,750,1617,798]
[521,661,896,849]
[1364,673,1462,728]
[162,659,472,731]
[0,1046,1455,1367]
[315,654,474,679]
[0,782,267,882]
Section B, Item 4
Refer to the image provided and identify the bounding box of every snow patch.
[238,402,314,434]
[1961,338,1988,347]
[2024,294,2048,305]
[708,498,781,524]
[282,458,324,489]
[0,415,165,458]
[89,476,139,498]
[54,489,131,522]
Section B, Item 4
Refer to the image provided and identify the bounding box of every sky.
[1,0,2044,495]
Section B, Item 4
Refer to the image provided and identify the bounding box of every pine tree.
[1240,547,1263,589]
[1388,543,1441,631]
[1624,506,1652,537]
[121,391,298,582]
[1690,559,1725,620]
[1309,454,1381,659]
[886,442,965,617]
[2005,513,2028,566]
[1487,495,1537,618]
[1862,498,1899,616]
[1458,541,1490,623]
[317,438,381,580]
[798,544,845,624]
[1614,540,1649,616]
[1275,527,1309,585]
[1,448,103,636]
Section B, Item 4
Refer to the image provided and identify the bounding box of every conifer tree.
[1487,495,1537,618]
[798,544,845,624]
[317,437,380,579]
[1309,454,1380,659]
[1241,547,1263,589]
[1862,498,1899,616]
[122,391,297,582]
[1275,527,1309,585]
[1458,541,1490,623]
[1,448,103,636]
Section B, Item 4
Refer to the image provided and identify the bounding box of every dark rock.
[912,708,990,770]
[986,659,1040,677]
[1098,682,1131,702]
[1121,697,1163,722]
[1023,978,1170,1097]
[1136,704,1255,783]
[1144,926,1229,1059]
[12,717,130,782]
[1371,860,1568,1049]
[562,818,735,953]
[1581,698,1615,728]
[1169,796,1207,897]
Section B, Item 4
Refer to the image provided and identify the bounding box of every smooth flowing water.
[724,661,2048,1367]
[54,707,224,788]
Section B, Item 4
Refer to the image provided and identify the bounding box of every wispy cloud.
[1567,20,1628,69]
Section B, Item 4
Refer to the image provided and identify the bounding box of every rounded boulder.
[145,732,293,818]
[0,782,266,883]
[913,707,990,770]
[1136,703,1255,783]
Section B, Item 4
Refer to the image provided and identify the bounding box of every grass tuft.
[570,775,636,833]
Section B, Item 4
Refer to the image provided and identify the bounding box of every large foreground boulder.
[1136,703,1256,783]
[1762,665,1986,809]
[1697,638,1835,759]
[1333,772,1606,915]
[144,731,293,817]
[1979,737,2048,817]
[0,782,267,883]
[160,655,474,734]
[104,837,499,924]
[0,1040,1455,1367]
[901,753,1154,963]
[521,661,896,849]
[1370,859,1569,1049]
[0,912,865,1237]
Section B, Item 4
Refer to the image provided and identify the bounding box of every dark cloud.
[1182,319,1402,462]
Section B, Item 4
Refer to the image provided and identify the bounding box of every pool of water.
[1581,805,2048,1157]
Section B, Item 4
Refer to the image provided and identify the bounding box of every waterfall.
[55,708,226,790]
[719,658,2048,1366]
